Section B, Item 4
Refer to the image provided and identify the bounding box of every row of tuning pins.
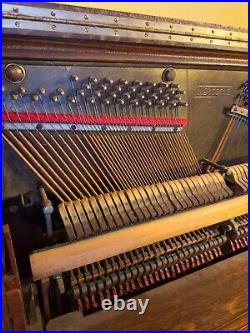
[237,82,248,108]
[68,75,188,111]
[3,75,188,117]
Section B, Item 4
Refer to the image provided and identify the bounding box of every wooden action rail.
[30,194,247,281]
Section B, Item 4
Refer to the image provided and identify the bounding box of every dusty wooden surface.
[47,251,248,330]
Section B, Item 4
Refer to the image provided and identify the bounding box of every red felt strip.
[2,111,188,126]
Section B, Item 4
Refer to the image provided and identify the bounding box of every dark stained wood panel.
[3,37,247,66]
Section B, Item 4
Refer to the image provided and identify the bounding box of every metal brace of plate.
[2,3,248,52]
[230,105,248,119]
[3,122,181,133]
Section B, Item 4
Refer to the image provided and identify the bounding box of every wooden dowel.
[30,195,248,281]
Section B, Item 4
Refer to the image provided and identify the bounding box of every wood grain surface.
[47,251,248,330]
[30,195,248,281]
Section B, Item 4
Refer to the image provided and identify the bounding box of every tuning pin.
[156,100,165,107]
[170,83,179,89]
[154,82,168,88]
[151,94,158,101]
[50,95,58,103]
[110,92,117,99]
[82,83,91,91]
[170,101,178,107]
[87,97,96,104]
[176,90,186,95]
[99,84,108,91]
[163,94,171,101]
[57,88,65,96]
[94,91,102,98]
[88,77,98,84]
[37,86,46,95]
[123,92,131,100]
[169,89,177,95]
[178,101,188,107]
[164,83,172,89]
[103,78,114,85]
[104,98,111,105]
[141,81,151,87]
[117,98,125,105]
[70,75,79,82]
[132,80,143,87]
[11,92,18,100]
[78,89,85,97]
[115,85,123,93]
[128,86,137,94]
[18,86,26,94]
[31,94,39,102]
[130,99,140,106]
[142,87,151,94]
[137,93,145,100]
[68,96,76,103]
[115,79,128,87]
[143,100,153,107]
[156,88,165,95]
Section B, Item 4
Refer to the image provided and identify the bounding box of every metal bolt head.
[84,14,88,20]
[114,18,119,23]
[162,67,176,82]
[51,11,56,17]
[13,7,19,13]
[4,63,26,83]
[15,21,20,27]
[51,24,56,30]
[36,123,43,130]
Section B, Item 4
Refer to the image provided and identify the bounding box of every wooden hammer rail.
[30,194,247,281]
